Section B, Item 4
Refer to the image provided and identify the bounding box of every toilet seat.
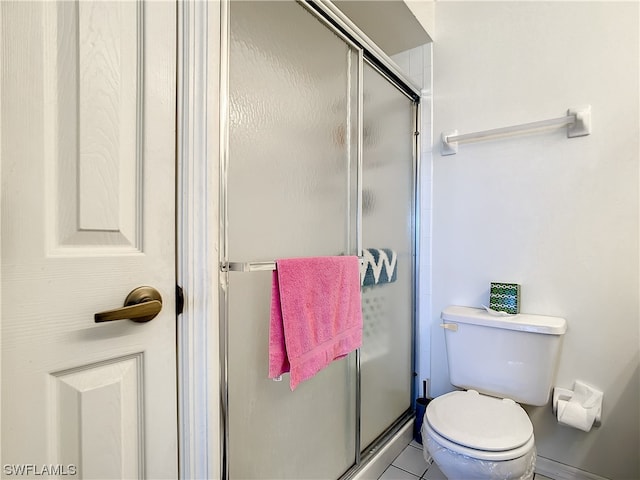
[425,390,535,461]
[424,421,535,461]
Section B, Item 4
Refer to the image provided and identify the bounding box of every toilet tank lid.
[441,305,567,335]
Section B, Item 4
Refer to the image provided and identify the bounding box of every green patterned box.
[490,283,521,314]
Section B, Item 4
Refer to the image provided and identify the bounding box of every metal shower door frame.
[217,1,422,478]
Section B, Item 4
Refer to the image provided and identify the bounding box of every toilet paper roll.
[557,399,597,432]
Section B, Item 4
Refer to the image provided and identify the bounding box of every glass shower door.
[226,2,359,478]
[360,62,416,450]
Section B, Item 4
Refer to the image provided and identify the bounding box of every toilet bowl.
[421,390,537,480]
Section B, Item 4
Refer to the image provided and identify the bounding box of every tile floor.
[377,441,555,480]
[377,440,446,480]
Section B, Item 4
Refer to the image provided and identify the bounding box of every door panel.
[1,1,177,478]
[226,2,358,478]
[360,62,415,449]
[53,354,144,478]
[49,1,143,249]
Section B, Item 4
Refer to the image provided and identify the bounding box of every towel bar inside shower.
[220,261,277,272]
[220,257,364,273]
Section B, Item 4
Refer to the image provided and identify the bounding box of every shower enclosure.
[220,2,420,478]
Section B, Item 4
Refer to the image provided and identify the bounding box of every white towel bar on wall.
[441,105,591,156]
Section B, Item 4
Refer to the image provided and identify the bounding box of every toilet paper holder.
[552,383,602,428]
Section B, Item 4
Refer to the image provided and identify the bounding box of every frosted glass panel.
[227,1,357,478]
[228,0,357,261]
[228,273,356,479]
[360,63,415,449]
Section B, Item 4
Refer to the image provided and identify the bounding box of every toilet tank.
[441,305,567,406]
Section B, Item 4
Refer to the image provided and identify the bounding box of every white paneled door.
[1,1,178,478]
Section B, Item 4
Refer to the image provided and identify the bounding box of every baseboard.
[536,456,610,480]
[350,420,413,480]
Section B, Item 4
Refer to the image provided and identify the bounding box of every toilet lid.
[425,390,533,451]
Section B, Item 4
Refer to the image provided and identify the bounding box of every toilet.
[421,305,567,480]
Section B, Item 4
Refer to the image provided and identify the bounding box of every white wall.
[431,2,639,479]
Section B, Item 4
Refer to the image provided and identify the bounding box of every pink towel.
[269,256,363,390]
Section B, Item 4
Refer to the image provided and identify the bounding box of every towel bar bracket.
[567,106,591,138]
[441,130,459,156]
